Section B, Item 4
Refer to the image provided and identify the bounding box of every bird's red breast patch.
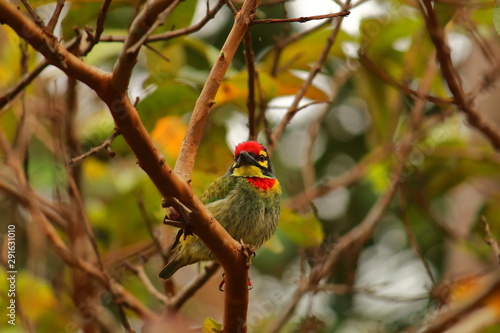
[246,177,277,190]
[234,141,264,157]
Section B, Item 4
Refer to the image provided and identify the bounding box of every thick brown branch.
[0,4,107,90]
[111,0,177,93]
[1,1,254,331]
[174,0,260,181]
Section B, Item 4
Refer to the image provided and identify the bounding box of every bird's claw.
[219,273,225,292]
[218,273,253,292]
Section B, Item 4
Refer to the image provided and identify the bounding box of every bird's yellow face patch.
[256,150,268,169]
[231,165,265,178]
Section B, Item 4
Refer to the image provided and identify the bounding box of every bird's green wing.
[201,174,237,205]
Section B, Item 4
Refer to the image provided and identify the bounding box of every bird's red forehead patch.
[234,141,265,156]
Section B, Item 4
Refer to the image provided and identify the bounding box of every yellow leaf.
[276,71,330,102]
[83,158,107,179]
[13,273,56,322]
[262,234,285,253]
[214,70,279,107]
[215,81,247,105]
[151,116,187,159]
[279,207,324,247]
[201,317,222,333]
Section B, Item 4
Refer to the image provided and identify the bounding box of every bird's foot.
[218,273,225,292]
[218,273,253,292]
[239,239,255,268]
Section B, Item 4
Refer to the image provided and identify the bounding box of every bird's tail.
[159,257,183,279]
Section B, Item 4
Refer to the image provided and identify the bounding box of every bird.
[159,141,281,280]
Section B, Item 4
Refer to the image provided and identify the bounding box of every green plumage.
[159,142,281,279]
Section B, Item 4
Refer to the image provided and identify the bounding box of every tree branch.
[111,0,178,93]
[167,262,220,311]
[418,0,500,150]
[269,3,350,152]
[252,10,350,25]
[99,0,226,43]
[269,50,438,333]
[0,1,258,330]
[243,30,258,140]
[174,0,260,181]
[69,129,120,166]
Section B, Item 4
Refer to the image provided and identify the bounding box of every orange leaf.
[151,116,186,159]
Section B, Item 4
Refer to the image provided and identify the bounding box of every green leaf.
[160,0,197,32]
[434,1,458,27]
[494,3,500,36]
[279,207,324,247]
[138,80,198,130]
[201,317,222,333]
[62,2,133,39]
[261,27,353,72]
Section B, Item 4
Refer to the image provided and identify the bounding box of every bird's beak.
[235,151,257,167]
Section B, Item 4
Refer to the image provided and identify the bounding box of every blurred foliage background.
[1,0,500,332]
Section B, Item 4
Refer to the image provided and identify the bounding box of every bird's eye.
[258,155,266,162]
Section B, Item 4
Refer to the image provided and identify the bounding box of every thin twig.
[223,0,239,16]
[69,129,120,166]
[144,43,171,63]
[137,196,169,261]
[46,0,65,32]
[252,10,350,25]
[301,67,351,194]
[358,50,452,106]
[101,0,226,43]
[285,144,392,210]
[126,263,170,305]
[168,262,220,311]
[270,18,333,77]
[419,0,500,150]
[0,36,81,112]
[95,0,112,43]
[406,270,500,333]
[313,284,430,302]
[400,189,437,285]
[269,3,350,153]
[20,0,44,27]
[243,31,257,140]
[269,38,437,332]
[0,131,159,322]
[0,61,48,111]
[481,216,500,264]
